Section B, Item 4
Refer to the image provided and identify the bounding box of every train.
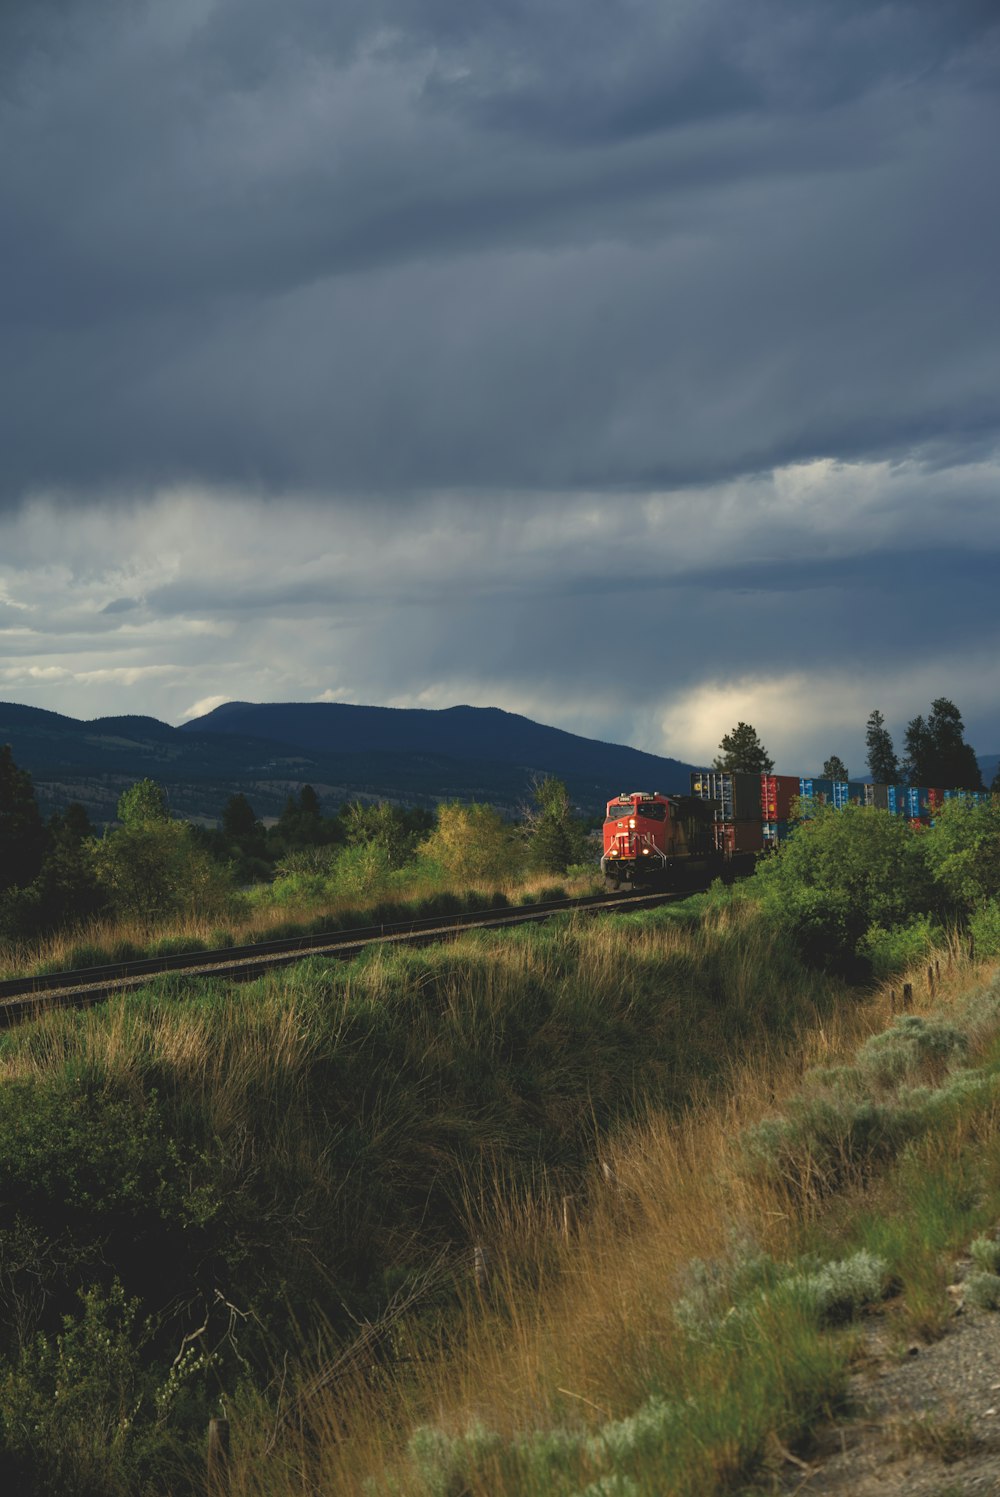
[600,772,990,889]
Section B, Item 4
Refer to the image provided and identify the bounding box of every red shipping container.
[716,820,765,855]
[928,788,944,810]
[760,774,800,822]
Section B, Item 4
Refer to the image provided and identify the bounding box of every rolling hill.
[0,699,696,824]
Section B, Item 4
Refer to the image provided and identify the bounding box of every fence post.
[561,1195,575,1244]
[928,965,935,994]
[902,982,913,1010]
[207,1418,230,1490]
[890,988,897,1014]
[473,1243,489,1294]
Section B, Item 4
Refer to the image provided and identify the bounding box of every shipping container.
[848,781,867,805]
[714,820,765,855]
[886,785,910,815]
[871,784,889,809]
[906,787,930,818]
[691,771,762,822]
[928,788,944,810]
[762,819,791,845]
[760,773,800,823]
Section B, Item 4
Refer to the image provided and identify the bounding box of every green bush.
[857,915,941,978]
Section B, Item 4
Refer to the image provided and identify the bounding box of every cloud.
[1,453,998,768]
[0,1,997,500]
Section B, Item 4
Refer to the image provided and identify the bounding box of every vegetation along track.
[0,888,689,1026]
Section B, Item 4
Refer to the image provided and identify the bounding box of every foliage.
[0,745,45,894]
[865,709,899,784]
[92,818,233,923]
[902,698,982,790]
[922,796,1000,908]
[821,755,849,780]
[523,776,590,875]
[116,779,170,826]
[747,804,936,970]
[712,722,774,774]
[419,801,519,882]
[857,915,940,978]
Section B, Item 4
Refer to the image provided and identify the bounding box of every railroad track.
[0,888,687,1028]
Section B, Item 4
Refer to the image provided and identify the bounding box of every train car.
[600,790,752,889]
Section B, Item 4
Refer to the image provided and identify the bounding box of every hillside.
[0,698,696,823]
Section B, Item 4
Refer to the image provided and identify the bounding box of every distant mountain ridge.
[182,700,691,789]
[0,698,697,824]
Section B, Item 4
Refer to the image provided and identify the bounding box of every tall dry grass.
[217,942,996,1497]
[0,864,602,981]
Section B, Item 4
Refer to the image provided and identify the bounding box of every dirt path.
[775,1293,1000,1495]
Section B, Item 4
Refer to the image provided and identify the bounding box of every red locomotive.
[601,790,725,889]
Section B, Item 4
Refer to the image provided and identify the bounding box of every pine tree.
[865,710,899,784]
[822,755,849,780]
[902,699,982,789]
[713,723,774,774]
[0,745,45,893]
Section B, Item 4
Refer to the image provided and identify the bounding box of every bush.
[857,915,941,979]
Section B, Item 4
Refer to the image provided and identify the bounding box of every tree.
[865,710,899,785]
[750,803,937,970]
[522,775,589,874]
[342,800,417,869]
[822,756,849,780]
[117,779,170,826]
[0,745,45,893]
[221,793,259,842]
[419,803,517,883]
[713,723,774,774]
[902,699,982,789]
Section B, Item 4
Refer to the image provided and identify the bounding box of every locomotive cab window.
[636,802,667,820]
[605,805,632,820]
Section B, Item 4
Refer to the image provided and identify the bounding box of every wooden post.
[561,1194,575,1244]
[902,982,913,1010]
[207,1418,230,1490]
[935,959,941,982]
[928,965,935,993]
[889,988,897,1014]
[473,1243,489,1294]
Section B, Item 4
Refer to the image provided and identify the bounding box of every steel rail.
[0,888,689,1027]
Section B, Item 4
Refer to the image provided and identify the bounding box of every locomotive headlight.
[641,848,650,855]
[628,818,636,828]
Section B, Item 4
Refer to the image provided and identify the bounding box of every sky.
[1,0,999,776]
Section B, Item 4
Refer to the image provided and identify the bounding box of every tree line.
[713,697,988,790]
[0,748,593,942]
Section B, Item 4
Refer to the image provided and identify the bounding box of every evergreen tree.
[865,709,899,784]
[0,744,45,893]
[822,755,849,780]
[221,792,259,842]
[902,699,982,789]
[525,776,588,874]
[713,722,774,774]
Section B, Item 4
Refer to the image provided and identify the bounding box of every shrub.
[857,915,940,979]
[970,1236,1000,1273]
[964,1272,1000,1311]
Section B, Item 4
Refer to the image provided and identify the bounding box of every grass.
[0,866,604,981]
[0,887,995,1493]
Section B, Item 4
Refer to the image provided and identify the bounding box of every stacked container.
[690,771,764,854]
[760,773,800,845]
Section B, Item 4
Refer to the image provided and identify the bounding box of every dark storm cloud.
[1,0,998,500]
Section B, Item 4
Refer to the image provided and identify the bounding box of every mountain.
[0,699,696,824]
[182,700,692,789]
